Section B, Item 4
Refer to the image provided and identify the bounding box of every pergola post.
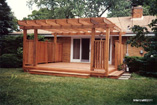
[34,29,38,66]
[23,29,27,68]
[90,28,95,71]
[105,27,110,76]
[119,32,123,64]
[54,33,57,62]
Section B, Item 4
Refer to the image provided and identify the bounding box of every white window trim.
[70,36,112,64]
[109,36,112,64]
[70,36,91,63]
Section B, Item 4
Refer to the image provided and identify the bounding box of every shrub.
[0,54,22,68]
[27,34,45,41]
[124,56,143,73]
[0,35,23,55]
[0,34,46,68]
[125,55,157,77]
[117,64,124,70]
[139,52,157,77]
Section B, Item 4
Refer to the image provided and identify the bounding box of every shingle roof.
[107,16,156,33]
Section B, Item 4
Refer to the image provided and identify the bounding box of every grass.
[0,68,157,105]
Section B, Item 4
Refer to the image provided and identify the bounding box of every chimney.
[132,6,143,18]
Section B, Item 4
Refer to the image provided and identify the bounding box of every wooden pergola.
[18,17,125,76]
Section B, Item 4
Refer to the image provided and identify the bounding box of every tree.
[127,0,157,54]
[107,0,151,17]
[26,0,131,19]
[127,0,157,74]
[26,0,84,19]
[23,8,54,20]
[0,0,18,36]
[107,0,131,17]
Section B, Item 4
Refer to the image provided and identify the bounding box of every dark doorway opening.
[81,38,90,62]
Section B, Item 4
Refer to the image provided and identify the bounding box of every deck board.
[37,62,115,72]
[25,62,118,78]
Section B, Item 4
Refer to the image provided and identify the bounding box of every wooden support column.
[115,41,118,69]
[54,33,57,62]
[34,29,38,66]
[90,28,95,71]
[23,29,27,68]
[105,27,110,76]
[45,40,48,63]
[119,32,123,64]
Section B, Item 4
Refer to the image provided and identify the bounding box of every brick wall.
[128,44,146,56]
[123,37,146,57]
[112,36,146,64]
[132,6,143,18]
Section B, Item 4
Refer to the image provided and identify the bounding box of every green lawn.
[0,68,156,105]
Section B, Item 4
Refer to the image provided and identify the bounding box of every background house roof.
[108,16,156,33]
[12,29,51,35]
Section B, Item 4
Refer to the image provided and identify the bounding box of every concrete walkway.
[118,72,131,80]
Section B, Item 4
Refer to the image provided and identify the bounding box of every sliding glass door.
[71,38,90,62]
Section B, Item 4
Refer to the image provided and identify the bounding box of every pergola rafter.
[18,17,122,35]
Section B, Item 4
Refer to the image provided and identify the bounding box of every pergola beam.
[56,32,125,35]
[19,24,114,30]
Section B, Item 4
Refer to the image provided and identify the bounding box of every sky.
[6,0,38,20]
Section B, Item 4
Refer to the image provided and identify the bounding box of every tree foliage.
[107,0,131,17]
[127,0,157,75]
[107,0,152,17]
[25,0,85,19]
[0,0,18,36]
[127,0,157,53]
[23,8,54,20]
[26,0,135,19]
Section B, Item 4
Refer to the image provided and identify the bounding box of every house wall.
[111,36,146,64]
[46,36,146,64]
[112,36,117,64]
[46,37,71,62]
[122,37,147,57]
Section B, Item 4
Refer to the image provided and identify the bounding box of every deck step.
[28,69,90,78]
[109,71,124,76]
[108,69,116,74]
[108,70,125,79]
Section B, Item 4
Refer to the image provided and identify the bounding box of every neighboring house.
[108,6,155,58]
[15,6,155,78]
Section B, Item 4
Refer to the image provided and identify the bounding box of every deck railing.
[25,40,62,66]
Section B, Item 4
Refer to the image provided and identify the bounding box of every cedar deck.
[24,62,124,78]
[18,17,125,78]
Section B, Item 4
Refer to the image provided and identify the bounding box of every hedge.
[125,56,157,77]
